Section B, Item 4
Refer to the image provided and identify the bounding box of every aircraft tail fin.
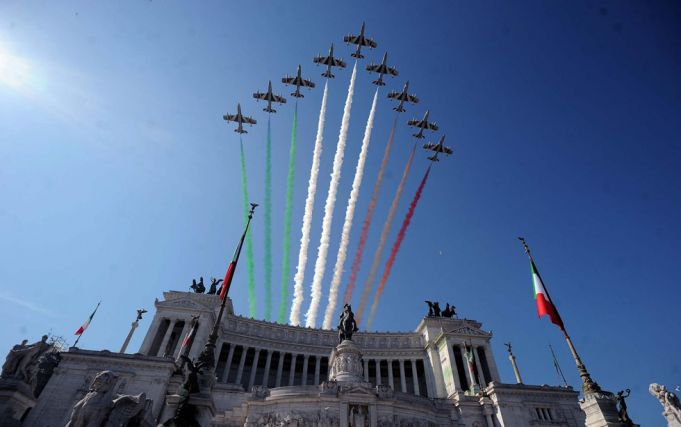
[322,71,335,78]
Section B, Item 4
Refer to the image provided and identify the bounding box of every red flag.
[219,261,236,300]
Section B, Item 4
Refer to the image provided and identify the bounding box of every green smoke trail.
[264,117,272,321]
[278,102,298,323]
[240,138,256,318]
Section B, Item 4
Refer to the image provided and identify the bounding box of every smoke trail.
[264,117,272,321]
[289,82,329,326]
[366,165,432,329]
[240,138,256,317]
[355,143,417,323]
[279,102,298,322]
[343,115,398,305]
[322,88,379,329]
[306,63,357,328]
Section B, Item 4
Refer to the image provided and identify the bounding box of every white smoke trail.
[305,63,357,328]
[322,88,379,329]
[289,81,329,326]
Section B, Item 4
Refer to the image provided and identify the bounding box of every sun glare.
[0,41,43,94]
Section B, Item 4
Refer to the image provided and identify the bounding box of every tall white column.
[222,344,236,383]
[288,354,298,386]
[399,360,407,392]
[248,349,261,389]
[172,321,190,358]
[139,316,162,355]
[485,343,501,382]
[235,346,248,385]
[262,350,273,387]
[473,346,486,387]
[375,360,382,385]
[275,353,285,387]
[387,360,394,389]
[314,356,321,385]
[157,320,176,357]
[302,355,309,385]
[411,359,420,396]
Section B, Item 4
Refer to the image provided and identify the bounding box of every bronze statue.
[207,277,223,295]
[615,389,633,426]
[190,277,205,293]
[32,350,61,397]
[337,304,358,343]
[442,303,456,318]
[1,335,51,382]
[135,309,147,321]
[161,356,205,427]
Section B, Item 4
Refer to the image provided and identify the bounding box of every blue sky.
[1,1,680,424]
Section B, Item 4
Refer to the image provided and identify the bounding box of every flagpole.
[549,344,569,387]
[518,237,602,395]
[197,203,257,370]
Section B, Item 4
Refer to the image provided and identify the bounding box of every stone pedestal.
[0,378,36,426]
[329,340,365,383]
[581,391,638,427]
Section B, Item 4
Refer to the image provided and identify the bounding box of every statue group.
[1,334,60,397]
[424,301,456,318]
[650,383,681,426]
[189,277,223,295]
[65,370,154,427]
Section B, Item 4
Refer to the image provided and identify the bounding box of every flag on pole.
[529,259,564,330]
[75,301,101,335]
[176,317,199,362]
[219,261,236,300]
[463,343,478,386]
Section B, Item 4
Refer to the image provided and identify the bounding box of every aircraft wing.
[365,38,378,48]
[313,56,329,65]
[253,92,268,101]
[302,79,316,89]
[344,35,359,44]
[387,91,401,100]
[386,66,398,77]
[423,143,452,154]
[408,94,419,104]
[273,94,287,104]
[282,76,295,85]
[333,58,347,68]
[407,118,423,127]
[428,122,439,131]
[223,114,237,122]
[243,116,257,125]
[366,64,381,72]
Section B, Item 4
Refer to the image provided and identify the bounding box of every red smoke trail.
[343,116,398,304]
[366,165,432,329]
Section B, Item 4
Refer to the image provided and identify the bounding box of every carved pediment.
[158,299,210,311]
[448,326,489,337]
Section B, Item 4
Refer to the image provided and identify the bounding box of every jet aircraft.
[407,110,438,139]
[253,81,287,113]
[344,22,378,59]
[313,44,346,78]
[282,65,316,98]
[387,81,419,112]
[366,52,398,86]
[223,103,257,134]
[423,135,453,162]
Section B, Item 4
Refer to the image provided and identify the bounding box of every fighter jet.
[423,135,453,162]
[407,110,438,139]
[344,22,378,59]
[253,80,287,113]
[313,44,346,78]
[223,103,257,134]
[387,81,419,112]
[282,65,316,98]
[366,52,398,86]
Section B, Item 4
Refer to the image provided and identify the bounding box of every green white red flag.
[529,259,564,330]
[75,301,100,335]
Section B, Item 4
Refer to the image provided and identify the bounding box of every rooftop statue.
[190,277,205,293]
[337,304,358,343]
[207,277,223,295]
[650,383,681,425]
[1,334,52,383]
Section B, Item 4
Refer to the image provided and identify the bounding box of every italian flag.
[530,260,564,330]
[75,301,101,335]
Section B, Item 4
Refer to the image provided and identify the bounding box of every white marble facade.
[17,291,587,426]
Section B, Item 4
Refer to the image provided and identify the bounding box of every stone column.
[248,349,261,389]
[235,346,248,385]
[288,354,297,386]
[375,360,382,385]
[275,353,285,387]
[157,320,176,357]
[473,346,486,387]
[399,360,407,392]
[302,355,309,385]
[388,360,394,389]
[364,359,369,382]
[314,356,321,385]
[262,350,273,387]
[172,321,190,358]
[411,359,420,396]
[222,344,236,383]
[485,343,501,382]
[139,316,162,355]
[460,345,474,390]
